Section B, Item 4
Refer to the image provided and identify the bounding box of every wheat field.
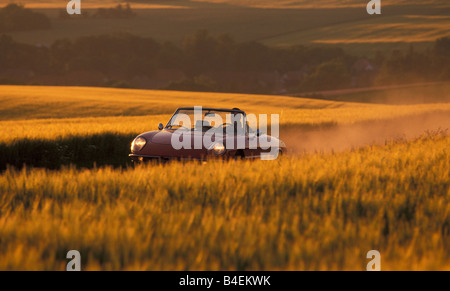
[0,85,449,270]
[3,0,449,55]
[0,134,449,270]
[1,85,450,143]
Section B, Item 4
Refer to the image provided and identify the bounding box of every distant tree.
[0,34,44,71]
[232,41,271,71]
[375,46,432,85]
[0,35,14,67]
[69,33,160,76]
[215,33,236,71]
[93,3,136,19]
[300,59,351,91]
[371,50,385,71]
[49,39,73,73]
[302,46,348,66]
[164,75,219,92]
[0,4,51,32]
[0,28,447,93]
[433,37,450,80]
[183,30,219,75]
[157,41,185,69]
[434,37,450,56]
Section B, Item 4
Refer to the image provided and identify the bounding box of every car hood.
[145,130,211,145]
[138,130,286,149]
[149,130,173,145]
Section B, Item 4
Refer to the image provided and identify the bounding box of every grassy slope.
[308,82,450,105]
[191,0,449,9]
[3,1,449,55]
[0,84,449,170]
[1,85,450,143]
[0,85,449,270]
[0,85,353,120]
[5,0,446,9]
[0,134,448,270]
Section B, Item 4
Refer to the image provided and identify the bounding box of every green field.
[2,0,449,56]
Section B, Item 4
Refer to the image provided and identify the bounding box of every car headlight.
[210,142,226,156]
[131,137,147,152]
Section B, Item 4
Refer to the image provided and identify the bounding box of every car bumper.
[129,154,208,162]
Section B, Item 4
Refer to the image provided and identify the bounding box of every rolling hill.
[1,0,449,55]
[0,84,449,270]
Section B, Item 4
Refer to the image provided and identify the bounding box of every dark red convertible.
[130,107,286,162]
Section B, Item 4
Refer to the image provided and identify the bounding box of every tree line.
[0,29,449,94]
[0,3,136,30]
[0,4,51,33]
[59,3,136,19]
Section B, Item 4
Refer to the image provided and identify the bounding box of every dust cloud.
[281,112,450,154]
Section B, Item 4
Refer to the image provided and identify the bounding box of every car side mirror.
[158,123,164,130]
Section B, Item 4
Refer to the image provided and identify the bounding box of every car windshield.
[166,109,246,134]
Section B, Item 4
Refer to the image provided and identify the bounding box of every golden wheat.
[1,85,450,143]
[0,134,448,270]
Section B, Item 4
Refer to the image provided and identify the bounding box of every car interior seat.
[195,120,211,131]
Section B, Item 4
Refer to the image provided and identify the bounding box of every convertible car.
[130,107,286,162]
